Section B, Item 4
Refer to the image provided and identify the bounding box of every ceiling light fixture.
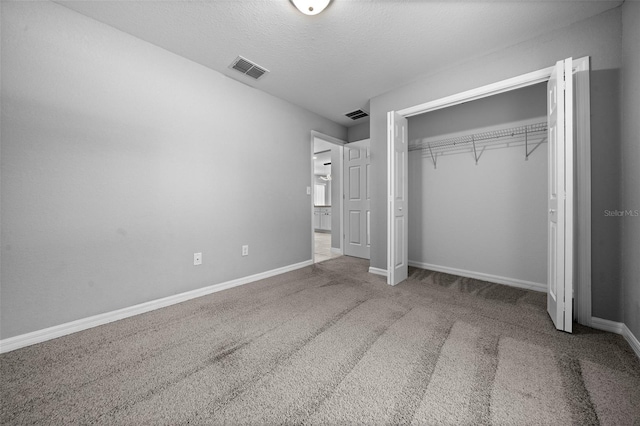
[291,0,331,16]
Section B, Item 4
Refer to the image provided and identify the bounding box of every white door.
[343,139,371,259]
[387,112,408,286]
[547,57,574,333]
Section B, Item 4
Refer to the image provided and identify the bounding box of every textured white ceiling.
[57,0,620,127]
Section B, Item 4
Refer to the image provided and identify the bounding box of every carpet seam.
[557,354,600,426]
[389,319,455,425]
[197,298,370,422]
[295,307,412,424]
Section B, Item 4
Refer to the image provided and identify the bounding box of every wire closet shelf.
[409,121,548,168]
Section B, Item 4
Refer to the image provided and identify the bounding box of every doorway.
[310,132,346,263]
[386,57,591,331]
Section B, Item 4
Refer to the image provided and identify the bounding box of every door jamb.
[310,131,346,264]
[390,57,591,326]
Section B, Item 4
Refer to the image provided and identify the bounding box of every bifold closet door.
[387,111,408,286]
[547,57,574,333]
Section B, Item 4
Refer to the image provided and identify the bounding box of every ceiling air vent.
[230,56,269,80]
[345,109,369,120]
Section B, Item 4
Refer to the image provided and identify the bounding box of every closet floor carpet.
[1,256,639,425]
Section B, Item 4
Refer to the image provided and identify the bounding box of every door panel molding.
[387,112,408,285]
[344,139,371,259]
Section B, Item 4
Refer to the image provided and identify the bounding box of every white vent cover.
[230,56,269,80]
[345,109,369,120]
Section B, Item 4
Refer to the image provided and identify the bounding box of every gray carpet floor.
[1,256,639,425]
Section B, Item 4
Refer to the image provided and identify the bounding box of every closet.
[406,83,548,290]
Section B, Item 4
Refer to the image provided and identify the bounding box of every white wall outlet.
[242,245,249,256]
[194,252,202,265]
[306,186,311,195]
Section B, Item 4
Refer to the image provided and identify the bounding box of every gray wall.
[408,84,547,285]
[369,8,624,322]
[621,2,640,338]
[0,2,346,339]
[408,84,547,140]
[347,121,370,142]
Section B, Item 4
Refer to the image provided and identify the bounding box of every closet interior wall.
[407,83,548,288]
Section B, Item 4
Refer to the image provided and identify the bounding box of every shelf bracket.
[526,134,547,160]
[428,144,437,169]
[472,135,479,165]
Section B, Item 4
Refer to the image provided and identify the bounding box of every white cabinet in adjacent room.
[314,207,331,232]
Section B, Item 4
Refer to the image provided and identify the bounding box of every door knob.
[549,209,556,214]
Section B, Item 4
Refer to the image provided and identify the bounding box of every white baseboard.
[591,317,640,360]
[624,324,640,360]
[330,247,342,255]
[590,317,624,334]
[368,267,387,277]
[0,259,314,354]
[408,260,547,293]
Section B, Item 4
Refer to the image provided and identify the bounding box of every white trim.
[591,317,640,360]
[408,261,546,293]
[310,130,345,147]
[330,247,342,255]
[563,57,575,333]
[386,112,394,285]
[0,259,313,354]
[574,56,592,327]
[368,267,388,277]
[591,317,625,334]
[398,65,555,117]
[311,133,316,264]
[623,324,640,360]
[339,145,344,255]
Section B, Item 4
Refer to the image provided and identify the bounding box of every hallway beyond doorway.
[314,232,341,263]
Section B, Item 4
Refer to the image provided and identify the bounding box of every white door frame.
[310,131,346,264]
[389,57,591,326]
